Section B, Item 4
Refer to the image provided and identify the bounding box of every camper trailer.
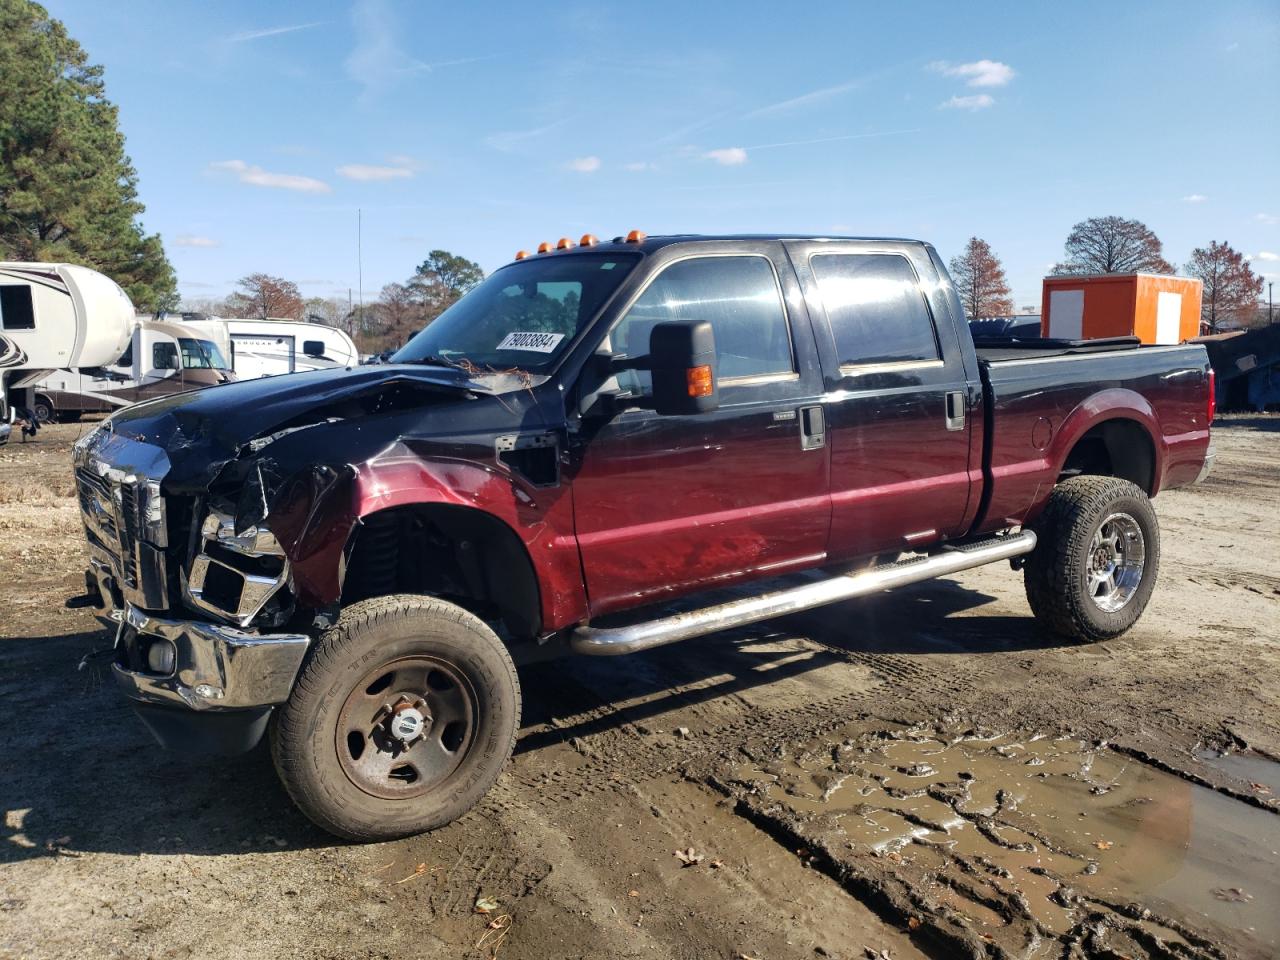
[0,262,134,443]
[182,317,358,380]
[30,317,234,421]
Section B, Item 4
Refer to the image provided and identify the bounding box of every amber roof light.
[536,241,552,254]
[514,250,530,260]
[580,233,599,247]
[625,229,646,243]
[556,237,575,250]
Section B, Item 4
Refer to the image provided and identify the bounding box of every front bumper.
[112,603,311,712]
[90,560,311,754]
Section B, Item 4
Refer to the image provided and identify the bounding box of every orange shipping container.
[1040,273,1203,345]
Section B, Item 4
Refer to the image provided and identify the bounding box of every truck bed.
[972,341,1213,534]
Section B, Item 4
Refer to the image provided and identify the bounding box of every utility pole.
[1269,282,1273,325]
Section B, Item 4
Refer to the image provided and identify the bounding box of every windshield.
[393,253,640,372]
[179,337,230,370]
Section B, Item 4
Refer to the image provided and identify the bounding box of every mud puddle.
[1197,747,1280,799]
[727,724,1280,958]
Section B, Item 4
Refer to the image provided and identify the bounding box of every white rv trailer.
[182,317,358,380]
[30,317,234,422]
[0,262,135,443]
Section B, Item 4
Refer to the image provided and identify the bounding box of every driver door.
[567,242,832,618]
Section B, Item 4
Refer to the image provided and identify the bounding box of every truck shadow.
[0,579,1067,861]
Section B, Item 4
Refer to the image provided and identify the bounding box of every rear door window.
[809,253,940,367]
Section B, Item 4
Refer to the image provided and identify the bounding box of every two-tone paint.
[91,235,1213,644]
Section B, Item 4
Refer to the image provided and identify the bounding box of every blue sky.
[45,0,1280,309]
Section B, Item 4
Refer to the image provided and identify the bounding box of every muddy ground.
[1,417,1277,960]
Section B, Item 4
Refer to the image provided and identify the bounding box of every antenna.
[357,208,363,337]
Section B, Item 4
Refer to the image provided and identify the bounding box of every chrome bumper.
[1195,445,1215,484]
[109,599,311,712]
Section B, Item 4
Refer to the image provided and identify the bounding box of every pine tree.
[0,0,176,309]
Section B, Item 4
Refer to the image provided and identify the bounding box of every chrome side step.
[569,530,1037,656]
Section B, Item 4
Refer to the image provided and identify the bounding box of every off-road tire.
[270,595,520,841]
[1024,476,1160,642]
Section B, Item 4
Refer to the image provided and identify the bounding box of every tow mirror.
[650,320,718,416]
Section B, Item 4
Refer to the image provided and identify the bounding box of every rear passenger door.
[784,241,977,561]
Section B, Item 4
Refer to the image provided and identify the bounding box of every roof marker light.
[580,234,599,247]
[515,250,530,260]
[556,237,575,250]
[625,229,646,243]
[537,241,552,254]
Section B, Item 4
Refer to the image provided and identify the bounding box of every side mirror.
[650,320,718,416]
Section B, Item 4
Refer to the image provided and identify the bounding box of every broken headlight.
[182,506,290,626]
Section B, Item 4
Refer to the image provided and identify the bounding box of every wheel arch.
[1049,390,1164,496]
[340,501,544,641]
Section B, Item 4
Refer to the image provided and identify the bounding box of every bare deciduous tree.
[1052,216,1174,276]
[949,237,1014,318]
[225,273,305,319]
[1185,241,1263,333]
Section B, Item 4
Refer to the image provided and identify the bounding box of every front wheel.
[270,595,521,841]
[1024,476,1160,642]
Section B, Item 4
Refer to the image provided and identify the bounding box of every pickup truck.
[71,233,1214,840]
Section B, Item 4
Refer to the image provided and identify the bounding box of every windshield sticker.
[497,331,565,353]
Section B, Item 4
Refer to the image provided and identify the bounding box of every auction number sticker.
[497,331,565,353]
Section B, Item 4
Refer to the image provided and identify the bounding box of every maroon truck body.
[77,234,1213,762]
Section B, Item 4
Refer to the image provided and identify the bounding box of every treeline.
[953,216,1267,333]
[181,250,486,353]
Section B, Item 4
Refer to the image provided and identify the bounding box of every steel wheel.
[1086,512,1145,613]
[336,655,477,801]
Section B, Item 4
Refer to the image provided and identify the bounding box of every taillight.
[1206,368,1216,424]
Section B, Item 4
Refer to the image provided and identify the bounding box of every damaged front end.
[73,365,521,754]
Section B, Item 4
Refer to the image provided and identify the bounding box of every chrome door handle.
[944,391,965,431]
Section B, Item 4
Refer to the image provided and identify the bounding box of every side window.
[611,255,793,396]
[0,285,36,330]
[115,341,133,369]
[153,341,178,370]
[810,254,940,366]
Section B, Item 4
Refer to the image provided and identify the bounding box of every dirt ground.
[1,417,1277,960]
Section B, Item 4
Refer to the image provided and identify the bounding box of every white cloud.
[705,147,748,166]
[1257,213,1279,225]
[484,119,570,153]
[930,59,1015,87]
[174,235,219,248]
[336,158,415,181]
[567,155,601,173]
[344,0,493,98]
[210,159,331,193]
[1182,194,1208,203]
[745,78,866,118]
[1253,251,1279,261]
[941,94,995,111]
[225,21,327,44]
[624,161,655,172]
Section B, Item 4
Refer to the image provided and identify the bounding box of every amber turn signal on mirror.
[686,365,714,398]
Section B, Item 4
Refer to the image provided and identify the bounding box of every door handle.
[945,391,965,431]
[799,405,825,450]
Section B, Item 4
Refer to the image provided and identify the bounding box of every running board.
[569,530,1037,656]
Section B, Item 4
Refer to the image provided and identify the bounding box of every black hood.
[100,364,539,495]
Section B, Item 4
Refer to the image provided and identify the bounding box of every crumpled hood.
[98,364,516,495]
